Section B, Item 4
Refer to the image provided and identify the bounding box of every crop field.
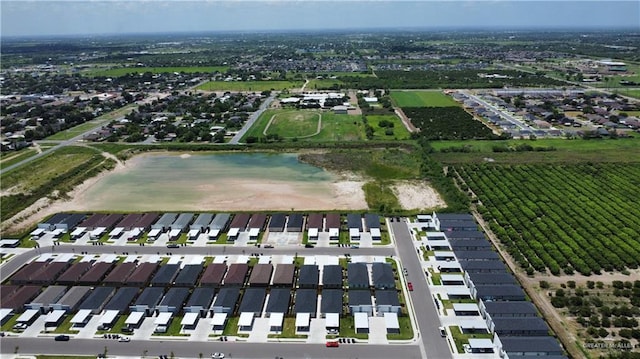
[196,80,303,92]
[242,110,363,142]
[404,107,496,140]
[365,115,411,140]
[264,111,321,138]
[85,66,229,77]
[390,91,460,107]
[456,163,640,275]
[1,146,115,223]
[430,138,640,164]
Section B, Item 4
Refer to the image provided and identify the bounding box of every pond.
[76,152,367,211]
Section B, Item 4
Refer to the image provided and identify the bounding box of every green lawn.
[0,148,38,170]
[366,115,411,140]
[267,317,308,338]
[391,91,460,107]
[619,89,640,99]
[339,316,369,340]
[264,111,321,138]
[85,66,229,77]
[50,315,80,334]
[242,109,363,142]
[196,80,303,92]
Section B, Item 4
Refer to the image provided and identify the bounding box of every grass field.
[85,66,229,77]
[0,148,38,170]
[430,137,640,164]
[242,109,363,142]
[46,104,137,141]
[1,146,115,223]
[366,115,411,140]
[363,181,402,212]
[305,78,345,90]
[390,91,460,107]
[196,80,303,92]
[264,111,320,138]
[619,89,640,99]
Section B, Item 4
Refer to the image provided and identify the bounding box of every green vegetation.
[363,182,401,213]
[544,280,640,355]
[267,318,308,338]
[339,69,567,89]
[339,316,369,340]
[196,80,303,92]
[45,121,102,141]
[306,78,345,90]
[222,316,240,336]
[458,163,640,275]
[1,146,116,223]
[85,66,229,77]
[0,313,20,332]
[264,111,320,138]
[37,356,96,359]
[243,110,364,143]
[404,107,497,140]
[387,316,414,340]
[299,147,420,181]
[449,325,493,354]
[50,316,80,334]
[365,115,411,140]
[391,91,460,107]
[0,148,38,170]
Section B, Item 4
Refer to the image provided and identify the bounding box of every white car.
[118,337,130,342]
[211,353,225,359]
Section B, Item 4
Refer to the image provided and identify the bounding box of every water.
[80,152,341,211]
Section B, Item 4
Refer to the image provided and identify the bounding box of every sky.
[1,0,639,37]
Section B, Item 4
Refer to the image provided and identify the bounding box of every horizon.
[2,0,639,38]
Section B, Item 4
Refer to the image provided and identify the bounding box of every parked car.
[118,337,130,342]
[407,282,413,291]
[167,243,179,248]
[54,335,70,341]
[439,326,446,337]
[263,244,274,248]
[350,245,359,249]
[211,353,225,359]
[326,341,339,347]
[304,244,315,248]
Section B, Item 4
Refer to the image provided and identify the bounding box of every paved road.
[391,220,452,359]
[0,337,423,359]
[229,94,276,144]
[462,91,531,132]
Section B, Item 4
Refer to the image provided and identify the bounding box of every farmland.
[456,163,640,276]
[390,91,460,107]
[84,66,229,77]
[429,138,640,164]
[404,107,497,140]
[196,80,303,92]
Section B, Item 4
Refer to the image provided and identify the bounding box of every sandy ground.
[391,181,446,210]
[2,155,369,233]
